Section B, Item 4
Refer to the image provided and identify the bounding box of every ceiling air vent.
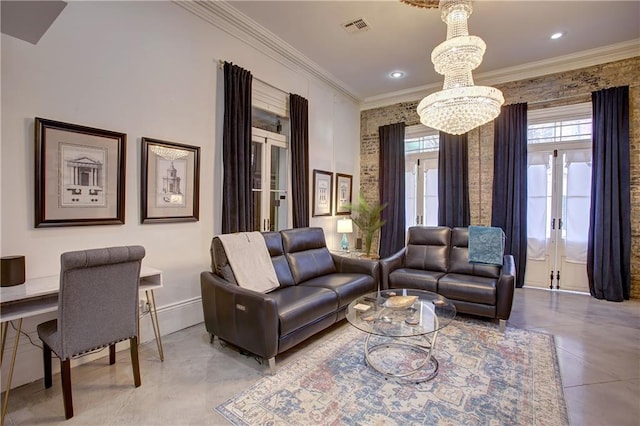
[342,18,370,34]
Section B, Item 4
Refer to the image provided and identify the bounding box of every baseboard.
[1,297,204,392]
[138,296,203,343]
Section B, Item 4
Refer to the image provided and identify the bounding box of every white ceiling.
[226,1,640,105]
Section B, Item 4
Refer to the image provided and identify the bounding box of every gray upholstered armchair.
[37,246,145,420]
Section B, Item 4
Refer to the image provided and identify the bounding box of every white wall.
[1,1,360,390]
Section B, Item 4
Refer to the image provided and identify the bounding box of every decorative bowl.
[384,295,418,310]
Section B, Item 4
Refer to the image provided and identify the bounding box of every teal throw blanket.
[468,226,505,266]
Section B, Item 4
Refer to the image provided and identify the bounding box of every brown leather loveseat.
[200,227,379,372]
[380,226,516,331]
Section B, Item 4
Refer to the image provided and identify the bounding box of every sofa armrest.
[331,254,380,289]
[379,248,406,290]
[200,271,279,359]
[496,255,516,320]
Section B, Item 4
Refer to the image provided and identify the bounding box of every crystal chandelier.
[416,0,504,135]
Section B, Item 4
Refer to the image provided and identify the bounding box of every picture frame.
[141,137,200,224]
[34,117,126,228]
[312,169,333,217]
[335,173,353,215]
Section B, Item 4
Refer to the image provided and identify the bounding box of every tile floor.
[2,287,639,425]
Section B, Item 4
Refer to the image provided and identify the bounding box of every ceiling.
[226,1,640,105]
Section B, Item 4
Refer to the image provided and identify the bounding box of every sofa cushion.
[263,232,295,287]
[388,268,443,292]
[438,273,497,305]
[269,286,338,336]
[300,273,375,308]
[449,228,501,279]
[281,228,336,284]
[404,226,450,272]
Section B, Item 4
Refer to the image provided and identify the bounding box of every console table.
[0,266,164,426]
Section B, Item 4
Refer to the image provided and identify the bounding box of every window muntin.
[527,119,591,145]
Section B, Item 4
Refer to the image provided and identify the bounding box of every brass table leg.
[1,319,23,426]
[0,322,8,366]
[146,290,164,361]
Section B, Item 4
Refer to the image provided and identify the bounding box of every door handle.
[551,218,555,229]
[558,218,563,230]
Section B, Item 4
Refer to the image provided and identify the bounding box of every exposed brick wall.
[360,57,640,298]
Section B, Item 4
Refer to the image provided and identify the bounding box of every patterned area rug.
[216,318,569,425]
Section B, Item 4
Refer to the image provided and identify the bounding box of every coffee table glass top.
[346,289,456,338]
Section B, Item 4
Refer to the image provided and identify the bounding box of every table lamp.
[337,218,353,251]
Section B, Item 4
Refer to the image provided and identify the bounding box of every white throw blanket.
[216,232,279,293]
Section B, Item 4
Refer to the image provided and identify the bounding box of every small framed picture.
[335,173,353,215]
[34,117,126,228]
[312,169,333,217]
[141,137,200,224]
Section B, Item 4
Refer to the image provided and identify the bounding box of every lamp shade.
[337,218,353,234]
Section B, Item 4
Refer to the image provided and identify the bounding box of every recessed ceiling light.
[390,71,405,79]
[550,32,564,40]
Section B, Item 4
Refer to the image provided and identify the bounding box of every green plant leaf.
[346,194,387,235]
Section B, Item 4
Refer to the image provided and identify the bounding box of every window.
[405,125,439,228]
[528,119,591,145]
[250,79,292,232]
[251,127,289,232]
[525,102,592,292]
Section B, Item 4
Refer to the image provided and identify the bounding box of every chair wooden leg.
[60,359,73,419]
[109,344,116,365]
[129,337,141,387]
[43,343,52,389]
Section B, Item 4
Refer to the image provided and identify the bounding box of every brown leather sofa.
[200,227,379,372]
[380,226,516,331]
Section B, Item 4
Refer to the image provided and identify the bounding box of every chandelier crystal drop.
[417,0,504,135]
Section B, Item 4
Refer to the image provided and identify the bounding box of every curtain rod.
[217,59,288,97]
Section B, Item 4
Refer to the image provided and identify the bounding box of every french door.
[525,145,591,292]
[251,128,289,232]
[405,155,438,228]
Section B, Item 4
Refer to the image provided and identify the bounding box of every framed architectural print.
[34,117,126,228]
[312,169,333,217]
[141,137,200,224]
[335,173,353,215]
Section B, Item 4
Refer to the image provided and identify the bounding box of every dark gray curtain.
[491,103,528,288]
[588,86,631,301]
[289,94,309,228]
[379,122,406,258]
[222,62,253,233]
[438,132,470,228]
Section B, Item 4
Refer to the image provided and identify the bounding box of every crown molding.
[174,1,638,112]
[478,38,640,87]
[174,0,360,103]
[362,38,640,111]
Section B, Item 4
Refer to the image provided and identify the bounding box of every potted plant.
[348,195,387,258]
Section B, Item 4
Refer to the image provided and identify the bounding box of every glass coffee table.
[346,289,456,382]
